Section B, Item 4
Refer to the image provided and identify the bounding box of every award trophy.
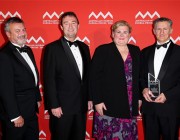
[148,73,160,99]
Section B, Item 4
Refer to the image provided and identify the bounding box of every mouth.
[18,35,26,39]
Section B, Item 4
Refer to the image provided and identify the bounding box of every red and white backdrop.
[0,0,180,139]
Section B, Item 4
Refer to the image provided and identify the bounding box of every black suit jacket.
[140,41,180,117]
[43,37,91,115]
[90,42,140,118]
[0,42,41,121]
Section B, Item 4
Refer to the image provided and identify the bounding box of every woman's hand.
[95,102,107,116]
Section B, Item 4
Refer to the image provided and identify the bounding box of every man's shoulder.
[173,43,180,49]
[171,43,180,57]
[141,44,154,53]
[0,50,11,63]
[46,39,61,47]
[76,40,89,48]
[0,42,13,55]
[44,39,63,52]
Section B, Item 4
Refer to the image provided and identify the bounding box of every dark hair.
[59,11,79,25]
[153,17,173,28]
[4,17,24,32]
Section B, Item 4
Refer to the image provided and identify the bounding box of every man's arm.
[0,53,20,120]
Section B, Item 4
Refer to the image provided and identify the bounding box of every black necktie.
[156,41,171,49]
[16,46,29,53]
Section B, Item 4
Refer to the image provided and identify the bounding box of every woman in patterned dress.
[90,20,141,140]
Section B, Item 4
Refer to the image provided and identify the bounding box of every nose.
[68,23,73,28]
[160,29,165,34]
[19,30,26,35]
[120,32,125,36]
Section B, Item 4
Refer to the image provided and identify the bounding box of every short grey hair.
[4,17,24,32]
[153,17,173,28]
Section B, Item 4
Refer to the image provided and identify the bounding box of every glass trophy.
[148,73,160,99]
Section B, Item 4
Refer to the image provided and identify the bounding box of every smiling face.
[153,21,173,44]
[6,22,27,47]
[112,25,131,47]
[60,15,79,41]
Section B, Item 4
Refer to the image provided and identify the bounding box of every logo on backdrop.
[85,131,90,140]
[42,11,64,24]
[76,36,90,46]
[26,36,45,49]
[0,11,21,24]
[39,130,46,140]
[128,36,136,44]
[89,11,113,24]
[39,84,43,96]
[170,36,180,44]
[88,109,94,120]
[44,110,50,120]
[135,11,160,24]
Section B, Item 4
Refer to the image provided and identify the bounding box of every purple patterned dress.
[93,53,138,140]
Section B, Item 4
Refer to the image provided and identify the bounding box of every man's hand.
[37,101,41,108]
[138,100,142,108]
[154,93,166,103]
[95,102,107,116]
[14,116,24,127]
[51,107,63,118]
[88,101,93,110]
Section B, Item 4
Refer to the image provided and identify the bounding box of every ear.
[6,31,11,38]
[60,25,63,31]
[170,28,173,34]
[153,29,156,35]
[111,32,114,38]
[128,33,131,37]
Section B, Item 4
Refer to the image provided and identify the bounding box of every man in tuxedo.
[0,17,41,140]
[140,17,180,140]
[43,11,93,140]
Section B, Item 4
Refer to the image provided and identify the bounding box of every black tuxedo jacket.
[90,42,140,118]
[43,37,91,115]
[0,42,41,121]
[140,41,180,117]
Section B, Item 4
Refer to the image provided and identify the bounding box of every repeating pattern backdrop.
[0,0,180,139]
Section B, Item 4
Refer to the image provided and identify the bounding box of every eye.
[22,28,26,32]
[72,21,77,25]
[155,28,161,32]
[15,29,20,33]
[63,22,68,25]
[124,31,129,34]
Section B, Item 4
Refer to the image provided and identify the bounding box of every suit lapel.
[27,48,39,82]
[8,43,36,81]
[77,41,89,81]
[61,38,81,80]
[157,42,174,81]
[148,45,156,76]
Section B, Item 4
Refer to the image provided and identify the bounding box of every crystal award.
[148,73,160,99]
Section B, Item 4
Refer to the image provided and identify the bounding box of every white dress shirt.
[65,38,83,79]
[154,40,171,79]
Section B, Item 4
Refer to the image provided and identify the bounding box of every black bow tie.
[64,38,78,47]
[156,41,171,49]
[16,46,29,53]
[68,40,78,47]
